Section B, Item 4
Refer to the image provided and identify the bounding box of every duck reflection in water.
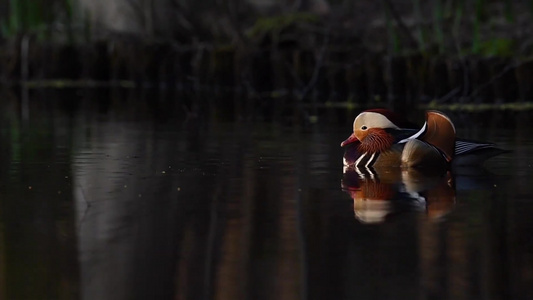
[341,166,455,223]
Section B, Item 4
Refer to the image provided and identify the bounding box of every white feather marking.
[355,152,367,167]
[367,167,375,180]
[365,153,376,168]
[398,122,427,144]
[354,166,365,178]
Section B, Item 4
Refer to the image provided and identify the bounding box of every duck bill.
[341,133,358,147]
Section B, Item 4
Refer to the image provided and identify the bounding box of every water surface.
[0,89,532,299]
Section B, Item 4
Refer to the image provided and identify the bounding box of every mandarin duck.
[341,109,507,169]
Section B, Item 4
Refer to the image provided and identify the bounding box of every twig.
[382,0,419,49]
[125,0,145,30]
[283,58,306,89]
[298,29,330,100]
[436,7,468,103]
[438,87,461,103]
[451,6,470,99]
[76,183,92,233]
[221,0,247,44]
[21,35,30,121]
[453,19,470,99]
[470,62,518,98]
[21,35,30,82]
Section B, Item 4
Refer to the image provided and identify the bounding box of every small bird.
[341,108,507,169]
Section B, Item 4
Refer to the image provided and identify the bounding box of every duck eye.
[361,125,368,130]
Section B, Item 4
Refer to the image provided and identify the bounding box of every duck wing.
[396,111,456,162]
[455,139,497,155]
[453,139,509,165]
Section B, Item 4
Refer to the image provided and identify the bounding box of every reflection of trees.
[418,189,515,299]
[172,121,308,300]
[0,93,79,299]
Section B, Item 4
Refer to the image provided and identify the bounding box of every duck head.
[340,109,416,153]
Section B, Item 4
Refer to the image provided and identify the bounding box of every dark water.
[0,89,532,300]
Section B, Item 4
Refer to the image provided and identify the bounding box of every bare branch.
[299,29,329,100]
[470,62,519,98]
[381,0,419,49]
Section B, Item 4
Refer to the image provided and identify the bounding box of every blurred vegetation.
[376,0,527,57]
[246,13,320,43]
[0,0,530,56]
[0,0,74,41]
[1,0,533,105]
